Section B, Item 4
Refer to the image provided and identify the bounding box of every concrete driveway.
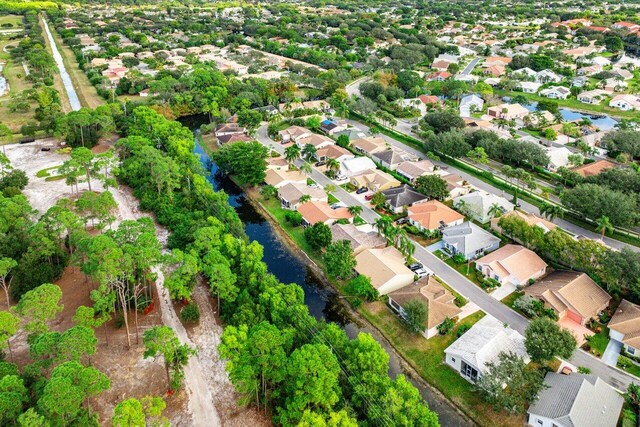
[602,339,623,367]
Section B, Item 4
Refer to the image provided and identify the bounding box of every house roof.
[524,271,611,320]
[354,247,414,291]
[351,136,387,154]
[217,133,252,144]
[418,95,440,105]
[442,222,501,256]
[396,160,434,179]
[444,315,529,374]
[278,182,325,205]
[475,244,547,283]
[316,144,353,160]
[381,184,429,209]
[454,191,514,220]
[297,133,334,148]
[372,149,407,167]
[571,159,616,177]
[491,210,556,233]
[330,223,386,254]
[341,157,377,176]
[388,276,462,330]
[608,299,640,348]
[264,168,307,187]
[279,125,312,139]
[215,123,246,134]
[528,373,623,427]
[408,200,464,230]
[297,201,352,225]
[351,169,400,190]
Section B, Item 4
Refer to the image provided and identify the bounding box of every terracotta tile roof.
[297,201,352,225]
[408,200,464,230]
[475,244,547,284]
[571,160,616,177]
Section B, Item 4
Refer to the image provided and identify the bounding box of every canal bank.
[183,118,476,426]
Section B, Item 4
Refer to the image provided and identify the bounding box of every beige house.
[264,169,307,188]
[524,271,611,326]
[487,103,530,120]
[296,133,334,150]
[354,247,415,295]
[350,170,401,192]
[407,200,465,232]
[396,160,435,182]
[491,210,557,235]
[475,244,547,287]
[330,223,386,255]
[608,300,640,357]
[278,126,313,143]
[351,136,388,156]
[388,276,462,338]
[278,183,326,210]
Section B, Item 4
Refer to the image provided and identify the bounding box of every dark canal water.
[180,115,473,427]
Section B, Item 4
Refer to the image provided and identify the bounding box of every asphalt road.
[459,57,480,76]
[256,123,639,391]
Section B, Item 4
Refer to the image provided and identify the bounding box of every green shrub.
[452,253,466,264]
[181,302,200,323]
[284,210,303,227]
[437,317,455,335]
[345,275,379,302]
[454,295,466,308]
[456,323,471,337]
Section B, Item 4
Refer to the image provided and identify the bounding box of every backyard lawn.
[584,324,610,358]
[360,303,524,427]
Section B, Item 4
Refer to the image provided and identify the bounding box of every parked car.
[335,174,347,181]
[408,263,424,271]
[396,217,409,225]
[315,161,326,167]
[414,268,429,278]
[365,194,373,201]
[356,187,368,194]
[40,147,51,152]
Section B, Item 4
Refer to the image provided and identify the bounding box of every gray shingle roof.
[528,373,623,427]
[442,222,500,256]
[381,185,429,209]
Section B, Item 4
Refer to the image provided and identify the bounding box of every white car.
[335,174,347,181]
[414,268,429,278]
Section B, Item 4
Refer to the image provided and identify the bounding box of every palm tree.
[374,216,393,236]
[302,143,317,161]
[539,203,564,221]
[326,158,340,175]
[455,199,469,217]
[488,203,504,219]
[596,216,613,241]
[300,163,312,174]
[299,194,311,204]
[347,205,363,217]
[324,184,336,194]
[284,144,300,167]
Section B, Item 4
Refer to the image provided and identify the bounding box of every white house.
[577,89,609,105]
[518,81,542,94]
[441,222,501,260]
[453,191,515,224]
[539,86,571,100]
[535,69,563,84]
[445,315,529,383]
[340,157,377,177]
[608,299,640,358]
[609,94,640,111]
[545,146,573,171]
[459,94,484,117]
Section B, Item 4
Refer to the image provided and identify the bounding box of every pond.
[512,99,619,131]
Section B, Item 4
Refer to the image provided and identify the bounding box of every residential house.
[512,67,537,79]
[604,78,628,92]
[609,94,640,111]
[524,271,611,326]
[315,144,354,163]
[427,71,452,82]
[388,276,462,338]
[540,86,571,100]
[535,69,563,84]
[380,185,429,213]
[612,21,640,33]
[445,315,529,383]
[431,61,452,72]
[487,103,530,120]
[611,68,633,80]
[609,299,640,357]
[354,247,416,295]
[571,76,589,88]
[215,122,246,137]
[571,159,616,178]
[442,222,501,260]
[484,56,512,67]
[459,94,484,117]
[577,89,609,104]
[330,223,386,255]
[296,134,335,151]
[319,119,345,136]
[491,210,556,235]
[475,244,547,287]
[350,169,401,193]
[453,191,515,224]
[372,149,412,170]
[351,136,388,156]
[418,95,441,106]
[396,160,435,182]
[278,183,326,210]
[527,373,623,427]
[407,200,465,233]
[297,201,352,226]
[278,126,313,143]
[340,157,378,177]
[546,146,573,171]
[577,64,603,76]
[518,81,542,94]
[264,169,307,188]
[483,65,506,77]
[442,174,471,199]
[216,134,253,145]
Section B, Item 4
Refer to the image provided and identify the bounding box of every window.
[536,420,543,426]
[628,346,636,356]
[451,357,456,363]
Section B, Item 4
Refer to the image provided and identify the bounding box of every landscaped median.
[250,189,525,427]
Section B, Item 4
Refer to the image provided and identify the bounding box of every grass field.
[37,16,72,113]
[47,19,103,109]
[0,37,36,133]
[0,15,23,28]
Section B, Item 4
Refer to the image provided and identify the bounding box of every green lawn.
[443,257,486,287]
[360,303,524,427]
[0,15,23,28]
[501,291,524,311]
[261,196,317,256]
[584,325,610,358]
[618,355,640,378]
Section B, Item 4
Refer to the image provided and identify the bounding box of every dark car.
[356,187,368,194]
[315,161,326,167]
[41,147,51,152]
[396,217,409,225]
[407,263,423,271]
[365,194,373,201]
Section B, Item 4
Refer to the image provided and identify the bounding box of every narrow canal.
[181,116,473,426]
[41,17,81,111]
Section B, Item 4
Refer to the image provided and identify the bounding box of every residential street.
[256,123,639,391]
[459,57,480,76]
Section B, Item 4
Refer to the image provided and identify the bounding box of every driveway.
[603,339,623,367]
[490,282,516,301]
[425,240,445,253]
[558,317,593,347]
[459,57,480,76]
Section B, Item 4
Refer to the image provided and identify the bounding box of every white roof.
[453,191,514,218]
[445,315,529,374]
[340,157,377,177]
[546,146,572,168]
